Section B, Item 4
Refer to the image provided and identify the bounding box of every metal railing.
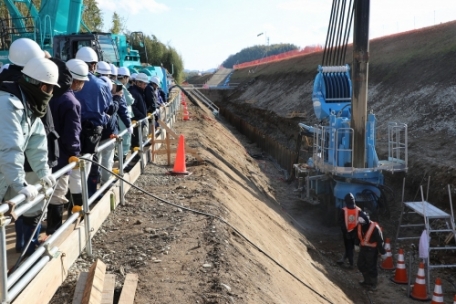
[0,90,181,303]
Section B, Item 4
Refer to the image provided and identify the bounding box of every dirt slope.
[201,20,456,206]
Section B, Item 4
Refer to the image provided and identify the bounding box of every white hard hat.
[66,59,89,81]
[131,73,138,80]
[22,57,60,87]
[151,76,161,86]
[117,67,130,77]
[8,38,44,66]
[99,76,113,91]
[96,61,111,75]
[135,73,149,83]
[75,46,98,63]
[358,217,366,225]
[109,63,117,76]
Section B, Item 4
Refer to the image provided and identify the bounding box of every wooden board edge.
[81,259,106,304]
[117,273,139,304]
[72,272,89,304]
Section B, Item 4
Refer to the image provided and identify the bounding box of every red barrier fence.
[233,45,323,70]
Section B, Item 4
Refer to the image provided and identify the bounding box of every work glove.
[127,126,134,134]
[41,175,57,187]
[19,185,38,201]
[381,253,388,260]
[354,245,360,252]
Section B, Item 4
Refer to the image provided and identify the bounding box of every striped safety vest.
[342,207,361,232]
[358,221,379,248]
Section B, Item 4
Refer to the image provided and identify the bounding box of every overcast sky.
[97,0,456,71]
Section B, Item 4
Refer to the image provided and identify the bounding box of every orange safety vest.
[358,221,379,248]
[342,207,360,232]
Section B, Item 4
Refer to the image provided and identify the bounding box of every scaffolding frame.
[396,178,456,294]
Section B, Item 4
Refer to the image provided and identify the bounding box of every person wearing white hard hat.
[96,64,119,186]
[109,63,117,81]
[45,58,89,235]
[74,47,112,197]
[129,73,138,87]
[127,73,148,162]
[0,57,59,255]
[144,75,158,114]
[98,69,131,185]
[117,67,134,160]
[0,38,44,83]
[151,76,166,107]
[0,38,64,252]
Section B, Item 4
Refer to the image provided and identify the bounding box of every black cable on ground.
[81,157,335,304]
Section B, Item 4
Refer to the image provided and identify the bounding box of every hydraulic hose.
[80,157,335,304]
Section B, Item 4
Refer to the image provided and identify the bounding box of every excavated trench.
[198,90,309,173]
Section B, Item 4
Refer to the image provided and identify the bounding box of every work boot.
[359,273,371,287]
[345,263,354,270]
[336,255,346,265]
[370,277,378,290]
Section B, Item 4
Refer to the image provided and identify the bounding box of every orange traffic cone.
[410,262,430,301]
[453,294,456,304]
[380,238,395,270]
[183,110,190,121]
[391,248,408,284]
[170,135,189,175]
[431,278,444,304]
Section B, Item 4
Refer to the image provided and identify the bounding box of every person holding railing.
[47,59,89,235]
[74,48,112,197]
[0,57,59,255]
[127,73,149,171]
[0,38,61,251]
[144,76,158,113]
[117,67,134,161]
[149,76,164,128]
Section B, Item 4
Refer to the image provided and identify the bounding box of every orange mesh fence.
[233,45,323,70]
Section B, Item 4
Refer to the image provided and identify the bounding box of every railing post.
[0,214,10,303]
[79,159,92,257]
[116,136,125,206]
[137,120,145,174]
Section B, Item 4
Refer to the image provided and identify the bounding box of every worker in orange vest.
[355,216,387,289]
[337,193,368,268]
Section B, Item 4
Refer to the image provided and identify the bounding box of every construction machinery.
[0,0,171,93]
[295,0,408,220]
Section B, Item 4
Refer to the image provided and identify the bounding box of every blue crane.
[0,0,171,95]
[296,0,408,221]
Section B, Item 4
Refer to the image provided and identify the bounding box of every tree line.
[222,44,299,68]
[85,1,184,83]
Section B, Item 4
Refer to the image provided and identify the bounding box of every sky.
[96,0,456,71]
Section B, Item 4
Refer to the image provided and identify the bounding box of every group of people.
[338,192,387,290]
[0,38,168,256]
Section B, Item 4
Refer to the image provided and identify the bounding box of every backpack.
[0,81,59,169]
